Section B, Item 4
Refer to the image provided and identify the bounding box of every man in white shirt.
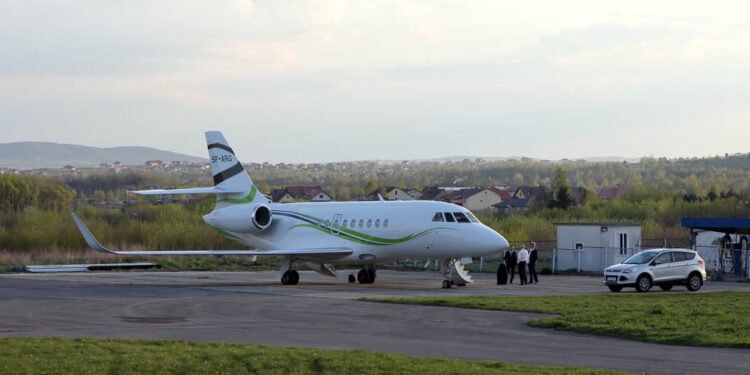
[517,244,529,285]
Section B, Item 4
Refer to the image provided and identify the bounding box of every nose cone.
[497,233,510,251]
[475,226,509,256]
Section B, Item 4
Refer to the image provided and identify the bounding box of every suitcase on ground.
[497,264,508,285]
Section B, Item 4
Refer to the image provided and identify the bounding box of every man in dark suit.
[528,241,539,284]
[504,245,517,284]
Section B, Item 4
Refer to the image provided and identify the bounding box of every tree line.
[1,152,750,253]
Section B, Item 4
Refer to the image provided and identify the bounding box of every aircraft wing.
[71,213,352,258]
[130,186,245,195]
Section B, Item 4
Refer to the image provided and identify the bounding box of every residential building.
[385,187,414,201]
[269,185,333,203]
[492,198,531,215]
[597,185,628,200]
[513,186,550,207]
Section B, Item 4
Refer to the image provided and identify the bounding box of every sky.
[1,1,750,163]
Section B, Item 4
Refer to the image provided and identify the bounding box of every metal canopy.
[681,218,750,235]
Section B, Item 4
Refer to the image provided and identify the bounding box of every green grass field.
[0,337,642,375]
[364,291,750,348]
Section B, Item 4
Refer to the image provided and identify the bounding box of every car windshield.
[623,250,660,264]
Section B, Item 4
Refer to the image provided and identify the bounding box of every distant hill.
[412,155,641,163]
[0,142,205,169]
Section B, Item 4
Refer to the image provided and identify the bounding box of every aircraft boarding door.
[330,214,343,235]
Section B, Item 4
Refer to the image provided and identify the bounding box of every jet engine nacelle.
[202,203,272,233]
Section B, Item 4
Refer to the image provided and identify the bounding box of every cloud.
[2,1,750,161]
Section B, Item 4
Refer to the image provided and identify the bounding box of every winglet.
[71,213,116,254]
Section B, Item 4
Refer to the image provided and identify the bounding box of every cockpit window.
[432,212,444,222]
[444,212,455,222]
[453,212,471,223]
[463,211,479,223]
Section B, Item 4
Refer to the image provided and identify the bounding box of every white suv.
[604,249,707,292]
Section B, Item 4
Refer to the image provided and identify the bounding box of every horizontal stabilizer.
[131,186,245,195]
[71,213,352,258]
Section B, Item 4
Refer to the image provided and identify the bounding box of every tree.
[510,172,524,186]
[550,167,574,210]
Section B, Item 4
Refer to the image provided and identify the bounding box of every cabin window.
[359,219,364,228]
[342,220,348,227]
[367,219,372,228]
[375,219,380,227]
[383,219,389,227]
[453,212,470,223]
[432,212,444,222]
[333,219,339,227]
[444,212,455,222]
[465,211,479,223]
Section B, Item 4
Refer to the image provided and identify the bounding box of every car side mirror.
[651,260,660,266]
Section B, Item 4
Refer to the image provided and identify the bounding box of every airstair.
[441,258,473,287]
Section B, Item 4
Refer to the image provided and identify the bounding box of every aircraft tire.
[442,280,451,289]
[358,269,373,284]
[281,271,292,285]
[290,270,299,285]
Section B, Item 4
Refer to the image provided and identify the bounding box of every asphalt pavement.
[0,270,748,375]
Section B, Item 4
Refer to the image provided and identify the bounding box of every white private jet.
[72,131,509,288]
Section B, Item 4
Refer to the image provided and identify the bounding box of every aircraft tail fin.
[132,131,266,205]
[204,131,266,205]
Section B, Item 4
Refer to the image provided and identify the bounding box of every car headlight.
[622,268,632,273]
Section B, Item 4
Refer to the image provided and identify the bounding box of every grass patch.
[0,337,641,375]
[364,291,750,348]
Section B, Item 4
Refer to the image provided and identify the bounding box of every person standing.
[517,244,529,285]
[504,245,517,284]
[528,241,539,284]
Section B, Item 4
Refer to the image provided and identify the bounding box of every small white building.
[555,222,642,273]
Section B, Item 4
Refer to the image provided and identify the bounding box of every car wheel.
[635,275,651,293]
[659,285,673,291]
[608,285,623,292]
[687,273,702,291]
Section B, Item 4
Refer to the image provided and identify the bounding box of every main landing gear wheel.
[358,268,376,284]
[281,270,299,285]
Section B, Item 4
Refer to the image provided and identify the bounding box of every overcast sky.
[2,1,749,163]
